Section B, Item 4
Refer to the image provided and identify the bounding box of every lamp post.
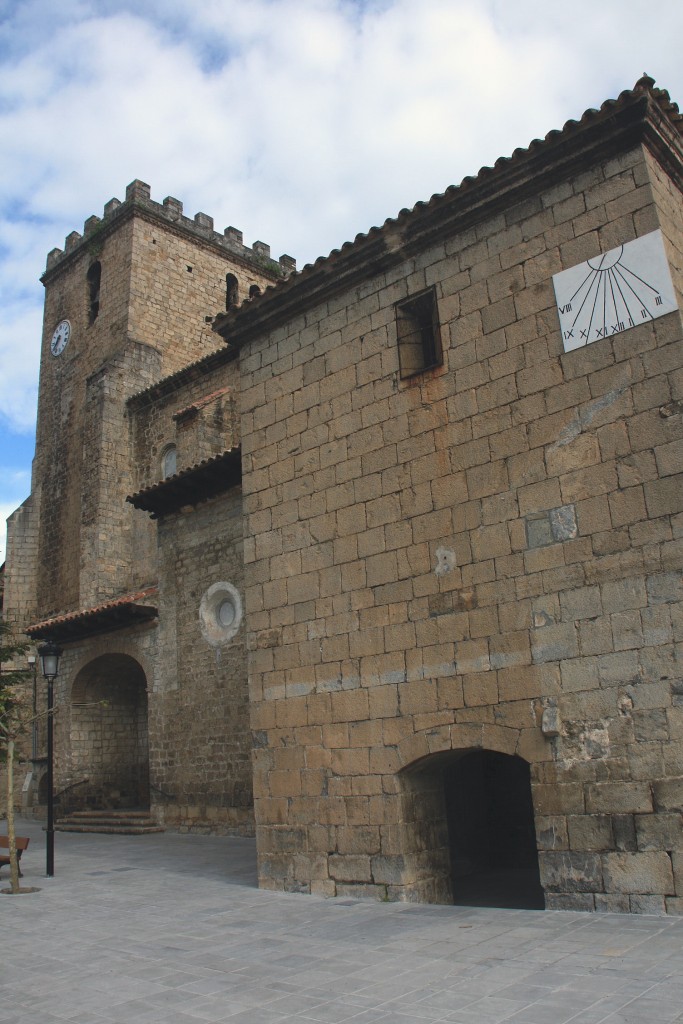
[27,654,37,761]
[37,642,62,878]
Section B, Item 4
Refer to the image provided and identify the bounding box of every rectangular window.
[395,287,442,379]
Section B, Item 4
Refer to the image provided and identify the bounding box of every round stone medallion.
[199,582,242,646]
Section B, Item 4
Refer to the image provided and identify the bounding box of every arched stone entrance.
[398,747,543,909]
[68,654,150,812]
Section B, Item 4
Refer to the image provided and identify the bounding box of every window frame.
[395,286,443,380]
[161,444,177,480]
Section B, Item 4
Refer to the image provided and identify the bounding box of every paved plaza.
[2,817,683,1024]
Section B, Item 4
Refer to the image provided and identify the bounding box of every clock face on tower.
[50,319,71,356]
[552,229,678,353]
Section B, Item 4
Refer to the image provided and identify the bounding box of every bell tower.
[28,180,294,620]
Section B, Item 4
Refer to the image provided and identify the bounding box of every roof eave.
[213,84,683,351]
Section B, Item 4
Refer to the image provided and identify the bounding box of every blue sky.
[2,0,683,561]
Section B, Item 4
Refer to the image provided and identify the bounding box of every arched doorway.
[445,750,543,909]
[398,748,543,909]
[69,654,150,812]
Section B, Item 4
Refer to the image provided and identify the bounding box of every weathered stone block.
[586,783,653,814]
[644,475,683,518]
[633,709,669,742]
[567,814,613,851]
[602,852,674,894]
[536,815,569,851]
[635,813,683,851]
[328,854,372,883]
[653,777,683,812]
[544,893,595,911]
[629,894,667,914]
[601,577,647,613]
[370,854,407,885]
[612,814,637,852]
[595,893,630,913]
[533,784,585,815]
[539,852,604,892]
[531,622,579,663]
[647,571,683,605]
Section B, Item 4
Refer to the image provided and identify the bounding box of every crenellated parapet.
[44,178,296,278]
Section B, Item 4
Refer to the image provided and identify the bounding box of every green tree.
[0,621,30,894]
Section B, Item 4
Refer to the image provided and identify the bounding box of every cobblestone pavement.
[2,818,683,1024]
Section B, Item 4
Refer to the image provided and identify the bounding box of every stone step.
[56,823,165,834]
[64,810,154,820]
[55,810,164,835]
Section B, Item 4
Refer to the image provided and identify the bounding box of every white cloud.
[0,0,682,515]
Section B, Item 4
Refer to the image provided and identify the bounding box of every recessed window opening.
[226,273,239,309]
[216,598,236,628]
[161,444,177,479]
[249,284,261,298]
[87,261,101,324]
[396,288,442,379]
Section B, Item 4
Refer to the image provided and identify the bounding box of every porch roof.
[25,586,159,643]
[126,448,241,519]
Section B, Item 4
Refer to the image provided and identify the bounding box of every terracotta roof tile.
[127,448,241,517]
[173,385,234,422]
[212,75,682,344]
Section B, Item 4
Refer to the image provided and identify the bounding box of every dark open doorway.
[444,750,544,909]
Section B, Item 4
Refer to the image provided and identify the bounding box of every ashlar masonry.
[4,76,683,913]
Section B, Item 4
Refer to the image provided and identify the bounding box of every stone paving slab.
[1,818,683,1024]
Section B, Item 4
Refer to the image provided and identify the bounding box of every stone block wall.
[79,342,163,606]
[36,215,139,616]
[127,213,272,373]
[3,491,40,628]
[150,488,252,834]
[33,185,280,620]
[239,137,683,908]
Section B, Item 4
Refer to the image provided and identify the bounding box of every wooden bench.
[0,836,30,877]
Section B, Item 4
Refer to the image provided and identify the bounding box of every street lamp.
[27,655,37,760]
[37,642,62,878]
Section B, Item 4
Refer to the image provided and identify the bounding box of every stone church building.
[3,76,683,912]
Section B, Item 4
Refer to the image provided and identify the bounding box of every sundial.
[553,229,678,352]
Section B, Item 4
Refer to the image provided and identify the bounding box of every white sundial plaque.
[553,228,678,353]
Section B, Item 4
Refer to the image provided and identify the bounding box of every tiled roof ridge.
[127,344,237,408]
[212,74,681,340]
[307,74,681,272]
[173,385,234,422]
[26,585,159,634]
